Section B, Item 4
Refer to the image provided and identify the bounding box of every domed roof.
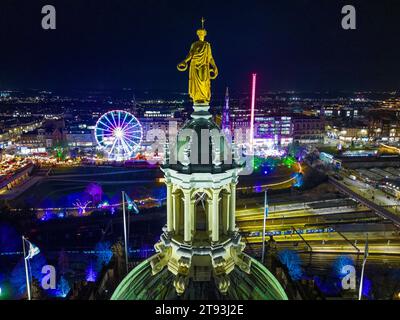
[111,256,288,300]
[183,117,220,132]
[162,117,242,174]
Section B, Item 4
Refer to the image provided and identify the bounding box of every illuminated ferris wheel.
[95,110,143,160]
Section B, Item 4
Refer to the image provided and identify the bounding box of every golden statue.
[177,18,218,104]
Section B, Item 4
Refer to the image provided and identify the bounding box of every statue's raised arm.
[177,43,194,72]
[177,19,218,104]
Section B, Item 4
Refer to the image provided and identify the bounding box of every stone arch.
[221,185,231,194]
[191,188,213,200]
[191,189,212,235]
[219,189,231,235]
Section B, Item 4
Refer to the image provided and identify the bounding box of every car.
[332,174,344,181]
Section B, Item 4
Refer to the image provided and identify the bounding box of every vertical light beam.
[249,73,257,151]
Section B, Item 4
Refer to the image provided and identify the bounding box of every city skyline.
[2,0,400,304]
[1,0,400,93]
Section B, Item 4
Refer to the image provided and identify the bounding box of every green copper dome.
[111,255,288,300]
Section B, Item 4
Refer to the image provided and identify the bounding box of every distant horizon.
[0,87,399,97]
[1,1,400,92]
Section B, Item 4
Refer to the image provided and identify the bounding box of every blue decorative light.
[85,264,97,282]
[332,255,354,279]
[314,275,341,296]
[95,241,113,269]
[57,276,71,298]
[278,249,303,281]
[292,172,304,188]
[362,276,372,299]
[10,253,47,297]
[98,201,109,209]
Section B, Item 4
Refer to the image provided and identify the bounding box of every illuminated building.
[231,116,250,133]
[0,162,34,195]
[19,127,64,149]
[111,22,287,300]
[292,116,325,144]
[254,116,293,147]
[322,105,362,120]
[368,109,400,142]
[0,130,10,148]
[65,129,97,148]
[232,114,325,147]
[139,110,183,146]
[0,118,44,146]
[141,110,174,119]
[327,126,368,143]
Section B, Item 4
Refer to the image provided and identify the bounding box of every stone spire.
[222,87,230,133]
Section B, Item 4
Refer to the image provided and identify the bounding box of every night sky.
[1,0,400,93]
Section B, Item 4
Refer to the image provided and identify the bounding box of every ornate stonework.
[146,110,251,296]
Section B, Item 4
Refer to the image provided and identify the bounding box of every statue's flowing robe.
[188,41,213,103]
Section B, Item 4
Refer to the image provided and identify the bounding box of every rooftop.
[111,256,288,300]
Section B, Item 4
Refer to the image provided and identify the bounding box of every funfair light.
[95,110,143,161]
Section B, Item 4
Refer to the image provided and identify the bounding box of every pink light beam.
[249,73,257,152]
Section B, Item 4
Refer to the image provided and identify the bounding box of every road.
[329,175,400,227]
[236,199,365,221]
[341,175,400,209]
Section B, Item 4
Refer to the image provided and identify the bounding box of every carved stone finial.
[181,141,191,167]
[232,143,241,165]
[211,136,222,167]
[163,141,170,165]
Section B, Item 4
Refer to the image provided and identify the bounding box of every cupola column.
[211,189,220,242]
[207,199,213,235]
[223,192,231,234]
[166,182,173,232]
[183,189,192,243]
[191,199,196,236]
[172,193,179,234]
[229,183,237,232]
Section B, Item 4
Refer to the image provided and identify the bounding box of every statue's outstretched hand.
[177,61,188,72]
[210,65,218,80]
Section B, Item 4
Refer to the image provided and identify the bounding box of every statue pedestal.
[192,102,211,119]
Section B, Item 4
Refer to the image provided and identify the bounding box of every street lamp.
[359,234,369,300]
[261,189,269,264]
[122,191,129,274]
